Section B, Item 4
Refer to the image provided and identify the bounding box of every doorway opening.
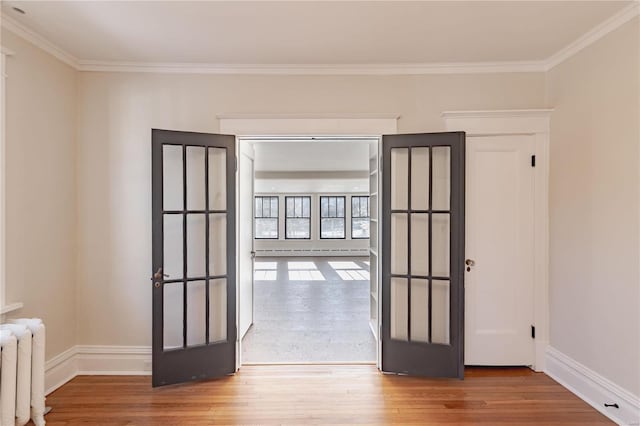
[237,137,380,364]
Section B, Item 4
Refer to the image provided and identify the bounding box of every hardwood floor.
[40,365,611,425]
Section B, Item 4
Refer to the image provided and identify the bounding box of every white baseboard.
[44,346,77,395]
[45,345,152,395]
[545,346,640,425]
[76,345,151,375]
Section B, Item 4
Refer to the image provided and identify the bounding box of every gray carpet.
[241,257,376,363]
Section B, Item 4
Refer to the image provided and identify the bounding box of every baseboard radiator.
[0,319,46,426]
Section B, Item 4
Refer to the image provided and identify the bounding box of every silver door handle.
[152,268,169,280]
[250,251,256,259]
[465,259,475,266]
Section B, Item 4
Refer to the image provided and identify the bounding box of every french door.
[151,129,236,387]
[381,132,465,378]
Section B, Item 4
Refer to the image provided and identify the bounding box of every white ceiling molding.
[76,60,546,75]
[0,15,79,68]
[1,5,637,75]
[545,2,639,71]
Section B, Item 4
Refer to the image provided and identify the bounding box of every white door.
[238,143,255,341]
[465,135,535,366]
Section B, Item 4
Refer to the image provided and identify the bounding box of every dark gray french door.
[151,129,236,387]
[382,132,465,378]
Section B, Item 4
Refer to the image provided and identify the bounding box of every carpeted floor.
[241,257,376,363]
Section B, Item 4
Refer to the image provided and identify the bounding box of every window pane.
[321,197,328,217]
[286,218,310,238]
[328,197,336,217]
[352,197,360,217]
[270,198,278,218]
[286,198,293,217]
[352,218,369,239]
[337,198,345,217]
[295,197,302,217]
[256,218,278,239]
[302,197,310,217]
[362,197,369,217]
[321,218,344,239]
[255,197,262,217]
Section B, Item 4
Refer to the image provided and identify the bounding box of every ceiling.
[253,141,370,172]
[253,140,370,193]
[1,1,633,68]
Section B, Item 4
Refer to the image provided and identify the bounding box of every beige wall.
[75,71,545,346]
[1,29,77,359]
[546,18,640,396]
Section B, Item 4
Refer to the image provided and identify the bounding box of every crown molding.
[1,3,638,75]
[545,2,639,71]
[0,15,79,68]
[77,60,545,75]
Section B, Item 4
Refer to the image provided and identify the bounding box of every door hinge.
[531,325,536,339]
[531,155,536,167]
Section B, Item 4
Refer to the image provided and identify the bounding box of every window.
[285,196,311,239]
[320,196,345,239]
[351,196,370,239]
[255,196,279,239]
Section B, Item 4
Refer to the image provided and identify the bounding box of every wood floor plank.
[38,366,612,425]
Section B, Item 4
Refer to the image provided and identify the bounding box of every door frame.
[442,109,552,371]
[220,113,399,371]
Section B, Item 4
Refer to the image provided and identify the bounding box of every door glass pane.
[432,147,451,210]
[391,148,408,210]
[163,282,183,350]
[208,148,226,210]
[163,214,183,279]
[186,146,205,210]
[186,281,206,347]
[411,214,429,276]
[390,278,408,341]
[432,214,450,277]
[209,214,227,276]
[432,280,450,344]
[187,214,206,278]
[410,279,429,343]
[391,213,408,275]
[209,279,227,342]
[411,147,430,210]
[163,145,183,210]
